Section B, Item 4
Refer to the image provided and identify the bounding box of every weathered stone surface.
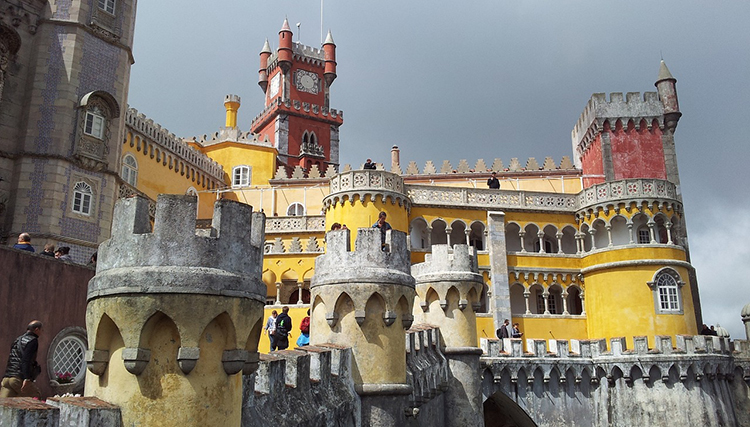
[0,398,59,427]
[46,397,120,427]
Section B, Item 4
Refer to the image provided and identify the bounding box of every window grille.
[72,182,93,215]
[51,335,87,383]
[637,228,650,244]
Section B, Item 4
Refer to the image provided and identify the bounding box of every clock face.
[295,70,319,94]
[269,73,280,97]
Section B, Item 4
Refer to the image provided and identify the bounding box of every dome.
[742,302,750,319]
[714,324,730,338]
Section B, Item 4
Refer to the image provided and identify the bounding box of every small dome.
[714,324,730,338]
[742,302,750,318]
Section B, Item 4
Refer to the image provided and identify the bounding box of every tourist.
[265,310,278,351]
[41,243,55,257]
[363,158,377,170]
[497,319,510,339]
[12,233,34,252]
[487,171,500,189]
[372,211,392,249]
[55,246,72,261]
[512,322,523,338]
[0,321,43,398]
[330,222,342,231]
[297,309,310,347]
[274,306,292,350]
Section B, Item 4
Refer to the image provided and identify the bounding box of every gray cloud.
[128,1,750,336]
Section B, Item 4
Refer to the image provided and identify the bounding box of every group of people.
[700,324,722,336]
[12,233,96,266]
[264,307,312,351]
[497,318,523,339]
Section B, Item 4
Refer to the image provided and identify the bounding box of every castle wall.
[608,123,666,180]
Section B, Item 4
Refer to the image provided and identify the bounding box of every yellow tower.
[85,195,266,426]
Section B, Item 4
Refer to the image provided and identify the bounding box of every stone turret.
[277,18,293,73]
[412,244,484,426]
[258,39,272,92]
[743,302,750,340]
[310,227,415,426]
[85,195,266,427]
[655,60,681,132]
[323,30,337,87]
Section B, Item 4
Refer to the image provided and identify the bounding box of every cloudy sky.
[128,1,750,338]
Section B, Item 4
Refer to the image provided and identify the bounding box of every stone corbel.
[402,314,414,330]
[383,311,397,326]
[122,347,151,376]
[177,347,200,375]
[439,299,448,311]
[86,349,109,376]
[458,299,469,310]
[222,349,249,375]
[355,310,366,326]
[243,352,260,375]
[325,311,339,327]
[419,301,429,312]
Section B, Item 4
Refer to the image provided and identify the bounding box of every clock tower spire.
[251,21,343,172]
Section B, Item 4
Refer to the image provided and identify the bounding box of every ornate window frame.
[46,326,87,394]
[232,165,251,188]
[75,91,120,171]
[647,267,685,314]
[72,181,94,216]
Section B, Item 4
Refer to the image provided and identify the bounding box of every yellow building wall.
[122,135,215,219]
[262,252,319,297]
[325,195,409,247]
[258,305,311,353]
[476,314,588,348]
[200,142,277,187]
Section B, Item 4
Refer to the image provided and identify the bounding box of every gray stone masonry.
[88,194,266,302]
[45,397,120,427]
[481,335,750,427]
[0,398,59,427]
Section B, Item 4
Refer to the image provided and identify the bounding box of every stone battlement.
[88,195,266,302]
[324,169,410,210]
[397,156,577,176]
[125,107,224,180]
[250,97,343,130]
[406,326,450,408]
[311,228,414,288]
[187,128,272,147]
[412,244,481,283]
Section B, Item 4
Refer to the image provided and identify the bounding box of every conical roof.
[280,18,292,32]
[657,60,675,82]
[324,30,335,45]
[261,39,272,54]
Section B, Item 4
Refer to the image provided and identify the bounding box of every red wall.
[609,120,666,180]
[581,135,605,188]
[0,247,93,398]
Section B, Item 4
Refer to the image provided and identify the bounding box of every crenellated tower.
[310,227,416,426]
[84,195,267,426]
[412,244,485,426]
[251,19,344,172]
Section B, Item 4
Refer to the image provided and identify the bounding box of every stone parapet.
[407,184,577,212]
[312,228,413,288]
[577,178,681,216]
[413,244,482,285]
[324,169,409,210]
[405,326,449,409]
[88,195,266,302]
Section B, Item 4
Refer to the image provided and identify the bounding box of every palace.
[2,3,748,426]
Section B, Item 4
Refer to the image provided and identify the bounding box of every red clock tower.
[252,19,343,172]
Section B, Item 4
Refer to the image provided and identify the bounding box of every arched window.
[287,202,305,216]
[232,165,251,187]
[186,187,198,196]
[48,327,87,394]
[121,154,138,186]
[648,268,684,314]
[72,182,93,215]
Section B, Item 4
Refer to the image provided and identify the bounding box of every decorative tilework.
[53,0,73,20]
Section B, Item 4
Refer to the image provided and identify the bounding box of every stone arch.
[505,222,522,252]
[510,283,526,315]
[467,286,479,307]
[541,224,558,254]
[244,317,263,357]
[653,212,669,244]
[580,223,592,252]
[365,292,386,326]
[332,292,355,334]
[547,283,563,315]
[523,223,540,252]
[138,311,181,393]
[410,217,429,249]
[648,364,662,385]
[200,312,237,349]
[592,218,607,249]
[632,212,651,244]
[483,388,538,427]
[445,285,460,315]
[138,311,180,350]
[469,220,485,250]
[528,283,544,315]
[431,218,448,245]
[610,215,629,245]
[423,286,439,312]
[566,285,583,315]
[560,225,577,254]
[93,313,122,352]
[449,220,467,247]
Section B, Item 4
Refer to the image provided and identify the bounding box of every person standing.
[264,310,278,351]
[496,319,510,339]
[41,243,55,257]
[273,307,292,351]
[363,159,377,170]
[487,172,500,189]
[12,233,34,252]
[297,309,311,347]
[512,322,523,338]
[372,211,392,250]
[1,321,43,398]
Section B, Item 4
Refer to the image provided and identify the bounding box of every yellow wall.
[326,195,409,247]
[122,134,215,218]
[258,305,311,353]
[201,142,277,187]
